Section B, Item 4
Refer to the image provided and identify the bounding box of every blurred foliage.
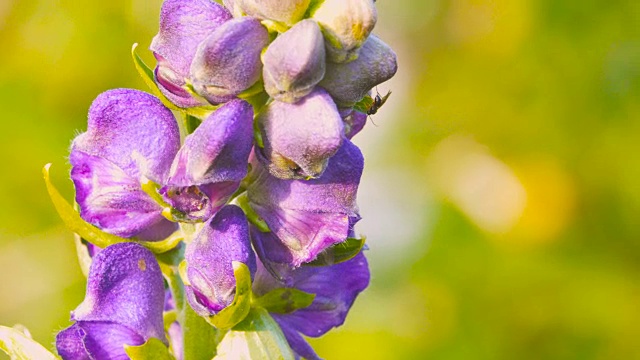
[0,0,639,359]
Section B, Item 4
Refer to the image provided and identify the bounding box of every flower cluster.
[4,1,397,359]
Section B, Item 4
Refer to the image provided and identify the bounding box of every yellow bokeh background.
[1,0,639,358]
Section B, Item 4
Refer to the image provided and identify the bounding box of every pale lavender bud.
[235,0,310,25]
[256,88,343,179]
[190,17,269,104]
[312,0,377,63]
[320,35,398,107]
[263,19,326,103]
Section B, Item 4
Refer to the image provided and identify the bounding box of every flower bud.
[312,0,377,63]
[235,0,310,25]
[256,88,343,179]
[263,19,326,103]
[184,206,256,316]
[319,35,397,107]
[150,0,232,107]
[190,17,269,104]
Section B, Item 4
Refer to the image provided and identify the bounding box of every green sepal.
[305,237,366,267]
[124,338,174,360]
[260,19,290,34]
[43,164,182,254]
[205,262,253,330]
[253,288,315,314]
[234,192,270,232]
[353,94,374,114]
[213,308,294,360]
[0,325,59,360]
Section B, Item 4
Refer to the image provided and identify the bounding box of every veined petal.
[256,88,344,180]
[70,150,176,240]
[184,205,256,316]
[248,140,364,266]
[73,89,180,182]
[56,321,145,360]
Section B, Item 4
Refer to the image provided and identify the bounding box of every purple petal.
[343,110,367,139]
[71,243,166,344]
[273,319,320,360]
[190,17,269,103]
[150,0,232,107]
[70,151,176,240]
[248,140,364,266]
[56,322,145,360]
[319,35,398,107]
[263,19,326,103]
[168,322,183,360]
[235,0,311,25]
[256,88,344,179]
[184,205,256,316]
[72,89,180,182]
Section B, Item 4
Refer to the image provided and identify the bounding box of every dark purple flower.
[184,205,256,316]
[263,19,326,103]
[190,17,269,104]
[248,139,364,268]
[256,88,344,180]
[56,243,166,360]
[150,0,232,107]
[319,35,398,107]
[253,252,370,360]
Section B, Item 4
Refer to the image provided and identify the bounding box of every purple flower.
[184,205,256,316]
[190,17,269,104]
[342,110,368,139]
[231,0,311,25]
[56,243,166,360]
[253,252,370,360]
[319,35,398,107]
[263,19,326,103]
[248,139,364,269]
[150,0,232,108]
[312,0,377,63]
[255,88,344,180]
[70,90,253,239]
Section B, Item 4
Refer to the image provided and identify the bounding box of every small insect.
[366,89,391,115]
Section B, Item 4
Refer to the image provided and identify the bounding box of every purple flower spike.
[343,110,368,139]
[150,0,232,107]
[263,19,326,103]
[253,252,370,360]
[320,35,398,107]
[70,89,180,240]
[248,139,364,267]
[312,0,377,63]
[190,17,269,103]
[162,100,254,222]
[256,88,344,180]
[184,205,256,316]
[56,243,166,360]
[235,0,311,25]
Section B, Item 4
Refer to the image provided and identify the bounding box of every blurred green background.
[1,0,639,359]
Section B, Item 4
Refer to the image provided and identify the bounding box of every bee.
[366,89,391,115]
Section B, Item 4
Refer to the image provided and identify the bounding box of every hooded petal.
[343,110,367,139]
[70,151,176,240]
[319,35,398,107]
[72,89,180,182]
[56,322,145,360]
[70,243,166,344]
[235,0,310,25]
[248,139,364,266]
[312,0,377,63]
[256,88,344,180]
[150,0,232,107]
[263,19,326,103]
[184,205,256,316]
[190,17,269,103]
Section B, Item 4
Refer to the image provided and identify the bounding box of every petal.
[167,100,254,186]
[319,35,398,107]
[272,318,320,360]
[150,0,231,98]
[256,88,344,180]
[71,243,166,344]
[235,0,311,25]
[184,205,256,316]
[73,89,180,182]
[70,151,176,240]
[312,0,377,63]
[248,140,364,266]
[56,321,145,360]
[263,19,326,103]
[190,17,270,103]
[343,110,367,139]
